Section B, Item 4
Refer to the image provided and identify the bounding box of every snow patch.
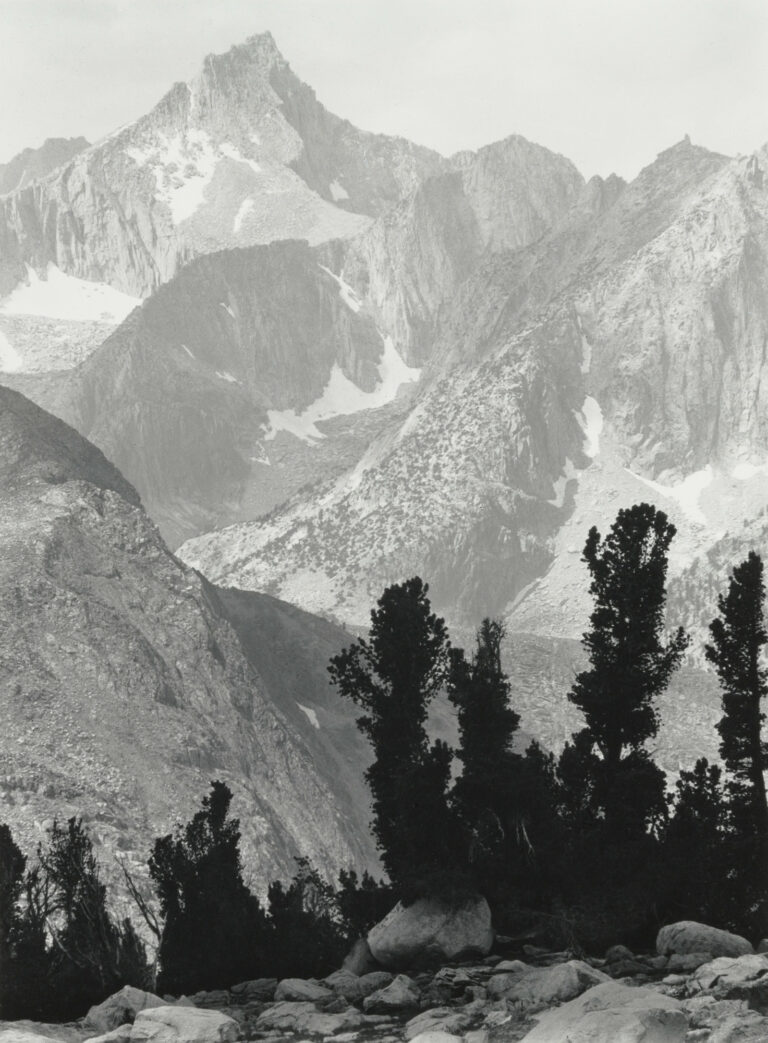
[0,264,141,323]
[233,198,254,233]
[266,335,420,443]
[629,464,714,526]
[215,371,238,384]
[297,703,320,729]
[329,180,349,201]
[733,460,768,480]
[576,396,603,458]
[219,142,261,174]
[0,327,23,372]
[318,265,362,313]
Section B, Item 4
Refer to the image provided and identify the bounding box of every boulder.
[254,1002,316,1032]
[408,1034,463,1043]
[362,974,421,1013]
[130,1007,238,1043]
[691,954,768,993]
[605,944,635,963]
[657,922,753,960]
[709,1012,768,1042]
[274,978,334,1003]
[0,1035,75,1043]
[85,987,165,1035]
[229,978,277,1003]
[367,896,493,970]
[357,971,394,997]
[324,969,364,1003]
[521,981,687,1042]
[667,952,712,973]
[404,1008,473,1040]
[84,1028,133,1043]
[487,960,609,1012]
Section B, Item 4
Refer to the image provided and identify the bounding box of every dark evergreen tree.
[266,858,346,979]
[0,823,26,1017]
[705,551,768,932]
[663,758,729,926]
[560,503,689,838]
[329,577,457,889]
[448,619,524,887]
[40,818,149,1018]
[149,780,268,995]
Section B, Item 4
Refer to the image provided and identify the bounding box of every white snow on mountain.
[265,336,420,443]
[0,264,142,323]
[318,265,363,313]
[297,703,321,729]
[630,465,714,526]
[577,396,603,458]
[233,198,254,233]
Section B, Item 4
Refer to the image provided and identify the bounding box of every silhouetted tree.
[560,503,689,838]
[706,551,768,932]
[0,823,26,1017]
[663,758,729,926]
[149,780,268,995]
[448,619,528,889]
[267,857,346,978]
[40,818,149,1018]
[329,577,457,889]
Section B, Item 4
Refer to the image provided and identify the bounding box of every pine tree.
[149,780,268,995]
[663,758,728,926]
[0,824,26,1017]
[448,620,521,877]
[329,577,457,889]
[705,551,768,930]
[560,503,689,839]
[40,818,149,1018]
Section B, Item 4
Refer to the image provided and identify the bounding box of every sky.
[1,0,767,181]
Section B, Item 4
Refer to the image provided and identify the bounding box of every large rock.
[367,896,493,970]
[273,978,334,1003]
[362,974,421,1013]
[487,960,609,1013]
[84,988,165,1035]
[521,981,687,1042]
[254,1002,316,1032]
[405,1008,474,1040]
[253,1003,362,1035]
[691,954,768,994]
[130,1007,238,1043]
[657,922,753,960]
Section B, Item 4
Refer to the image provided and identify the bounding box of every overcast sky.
[1,0,767,181]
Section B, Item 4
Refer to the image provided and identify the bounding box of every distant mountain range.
[1,32,765,874]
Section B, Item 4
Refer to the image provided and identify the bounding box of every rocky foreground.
[6,915,768,1043]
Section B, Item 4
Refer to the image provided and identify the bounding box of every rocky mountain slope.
[181,139,768,641]
[0,384,381,896]
[0,129,585,548]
